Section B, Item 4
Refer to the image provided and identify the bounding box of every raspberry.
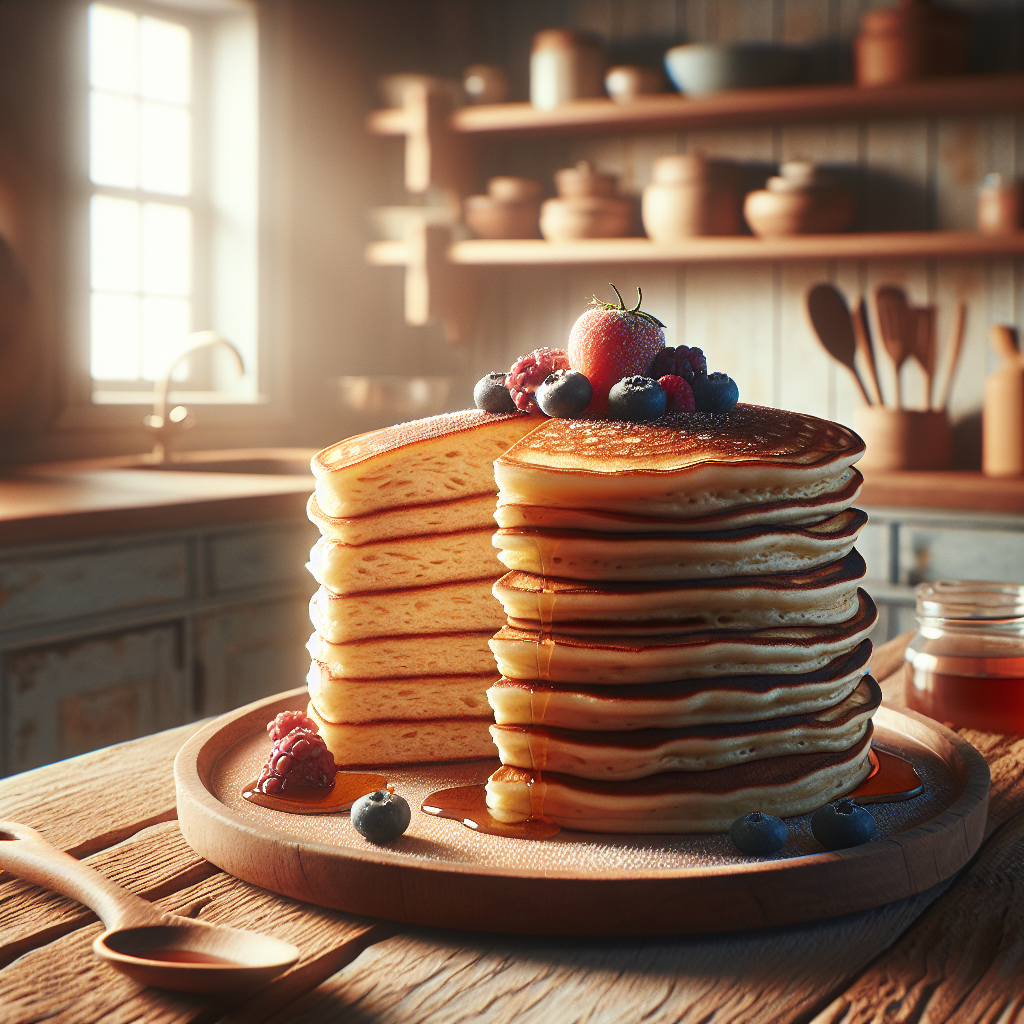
[257,724,337,794]
[267,709,318,744]
[658,374,696,413]
[507,347,570,411]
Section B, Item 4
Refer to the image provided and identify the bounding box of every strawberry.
[567,286,666,415]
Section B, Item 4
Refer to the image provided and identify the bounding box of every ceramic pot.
[531,29,604,109]
[540,196,633,241]
[744,188,855,237]
[854,407,951,471]
[642,154,743,239]
[464,177,542,239]
[977,174,1023,236]
[554,161,617,199]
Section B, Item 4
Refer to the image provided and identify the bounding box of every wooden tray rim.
[174,687,990,934]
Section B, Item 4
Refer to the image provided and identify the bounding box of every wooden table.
[3,634,1023,1024]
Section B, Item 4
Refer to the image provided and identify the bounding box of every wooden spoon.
[0,820,299,994]
[934,302,967,411]
[806,284,873,405]
[875,286,913,408]
[851,295,884,405]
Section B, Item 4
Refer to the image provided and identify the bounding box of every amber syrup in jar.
[904,580,1024,734]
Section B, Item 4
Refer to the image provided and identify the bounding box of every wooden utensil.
[982,324,1023,477]
[0,820,299,993]
[806,284,873,405]
[911,305,936,409]
[934,301,967,411]
[875,286,914,407]
[851,295,884,405]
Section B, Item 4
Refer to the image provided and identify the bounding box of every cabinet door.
[195,597,311,716]
[3,622,188,775]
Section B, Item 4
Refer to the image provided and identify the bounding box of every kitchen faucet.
[143,331,245,461]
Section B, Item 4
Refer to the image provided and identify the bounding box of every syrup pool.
[242,771,386,814]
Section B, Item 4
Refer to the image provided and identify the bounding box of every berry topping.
[649,345,705,384]
[536,369,593,418]
[257,722,337,795]
[729,811,788,856]
[567,285,666,415]
[507,348,570,412]
[267,709,319,744]
[351,784,412,844]
[694,371,739,414]
[474,372,517,414]
[607,375,667,422]
[658,374,696,413]
[810,798,878,851]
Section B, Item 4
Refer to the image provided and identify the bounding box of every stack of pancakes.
[483,406,880,833]
[305,410,540,764]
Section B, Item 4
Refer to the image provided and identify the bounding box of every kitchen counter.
[860,470,1024,515]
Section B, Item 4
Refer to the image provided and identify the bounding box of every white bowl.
[664,44,804,95]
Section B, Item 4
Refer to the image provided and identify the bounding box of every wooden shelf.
[367,231,1024,268]
[860,470,1024,515]
[368,73,1024,139]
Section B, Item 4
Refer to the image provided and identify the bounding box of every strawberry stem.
[587,284,665,328]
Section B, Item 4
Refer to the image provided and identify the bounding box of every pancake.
[307,702,495,766]
[489,589,877,683]
[495,406,865,518]
[484,727,874,833]
[488,640,871,730]
[307,630,498,679]
[493,467,862,533]
[496,552,866,634]
[307,662,493,722]
[309,492,498,545]
[490,675,880,779]
[310,579,505,643]
[313,411,541,518]
[308,529,501,594]
[493,508,867,581]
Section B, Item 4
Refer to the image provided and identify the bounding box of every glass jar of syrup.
[904,580,1024,734]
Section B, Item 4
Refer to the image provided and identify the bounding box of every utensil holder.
[854,407,951,471]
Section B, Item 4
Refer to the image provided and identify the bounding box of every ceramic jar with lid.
[540,161,632,241]
[641,154,743,240]
[854,0,969,86]
[904,580,1024,733]
[530,30,604,109]
[977,173,1023,235]
[744,160,855,237]
[464,177,542,239]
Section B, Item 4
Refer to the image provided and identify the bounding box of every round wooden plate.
[174,688,989,936]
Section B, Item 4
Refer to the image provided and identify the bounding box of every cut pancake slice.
[313,410,542,518]
[486,730,874,833]
[308,630,497,679]
[490,589,877,683]
[307,702,494,766]
[495,406,865,518]
[493,508,867,581]
[307,662,493,722]
[496,551,866,633]
[494,468,862,534]
[309,492,498,545]
[488,640,871,730]
[310,579,504,643]
[308,529,501,594]
[490,675,880,780]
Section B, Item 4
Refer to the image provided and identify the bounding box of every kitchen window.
[84,0,259,407]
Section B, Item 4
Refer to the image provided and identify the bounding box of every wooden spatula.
[934,302,967,411]
[806,284,873,405]
[875,286,913,408]
[851,296,884,405]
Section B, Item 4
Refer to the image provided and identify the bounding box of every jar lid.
[916,580,1024,620]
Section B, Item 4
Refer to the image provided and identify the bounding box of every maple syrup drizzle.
[242,771,387,815]
[421,747,923,840]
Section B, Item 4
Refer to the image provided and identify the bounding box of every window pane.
[90,92,138,188]
[89,4,137,95]
[140,103,190,195]
[91,292,140,380]
[91,195,139,292]
[142,296,190,380]
[143,203,190,296]
[141,17,190,105]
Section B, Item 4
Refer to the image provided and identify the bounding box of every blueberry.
[729,811,788,856]
[811,798,878,851]
[607,375,667,422]
[536,370,593,418]
[351,786,412,844]
[694,371,739,414]
[474,372,516,414]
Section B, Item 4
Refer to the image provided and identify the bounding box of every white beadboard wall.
[426,0,1024,463]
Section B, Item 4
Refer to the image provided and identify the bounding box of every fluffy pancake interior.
[308,630,498,679]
